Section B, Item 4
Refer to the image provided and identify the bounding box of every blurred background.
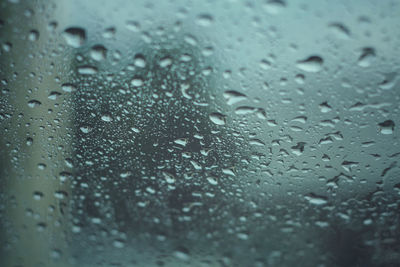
[1,0,400,266]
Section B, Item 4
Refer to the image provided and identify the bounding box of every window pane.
[1,0,400,266]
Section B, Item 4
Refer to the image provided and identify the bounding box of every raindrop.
[134,54,146,68]
[159,56,172,68]
[61,83,76,93]
[264,0,286,14]
[304,193,328,205]
[77,65,98,75]
[131,77,144,87]
[378,120,395,134]
[62,27,86,48]
[28,30,39,41]
[102,27,116,38]
[26,137,33,146]
[48,91,61,100]
[328,23,351,39]
[90,45,107,61]
[126,20,141,32]
[195,14,214,27]
[28,100,41,108]
[207,176,218,185]
[209,112,226,125]
[358,47,375,68]
[101,114,112,122]
[223,90,247,105]
[296,56,323,72]
[319,102,332,113]
[80,126,91,134]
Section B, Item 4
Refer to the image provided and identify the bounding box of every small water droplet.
[80,126,91,134]
[28,30,39,41]
[33,191,44,200]
[101,114,112,122]
[207,176,218,185]
[26,137,33,146]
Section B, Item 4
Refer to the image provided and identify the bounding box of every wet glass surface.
[1,0,400,266]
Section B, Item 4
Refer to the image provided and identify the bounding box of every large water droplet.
[90,45,107,61]
[296,56,323,72]
[195,14,213,27]
[62,27,86,48]
[358,47,375,68]
[209,112,226,125]
[378,120,395,134]
[223,90,247,105]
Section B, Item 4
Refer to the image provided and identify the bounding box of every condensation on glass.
[1,0,400,266]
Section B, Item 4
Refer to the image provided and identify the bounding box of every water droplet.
[28,30,39,41]
[90,45,107,61]
[174,138,188,147]
[80,126,91,134]
[296,56,323,72]
[77,65,98,75]
[101,114,112,122]
[162,171,176,184]
[209,112,226,125]
[304,193,328,205]
[131,77,144,87]
[249,139,265,146]
[134,54,146,68]
[48,91,61,100]
[113,239,125,249]
[62,27,86,48]
[319,102,332,113]
[159,56,172,68]
[358,47,375,68]
[26,137,33,146]
[235,106,256,115]
[174,248,190,261]
[37,163,46,170]
[223,90,247,105]
[126,20,141,32]
[264,0,286,14]
[378,120,395,134]
[28,100,41,108]
[207,176,218,185]
[195,14,213,27]
[379,72,397,90]
[61,83,76,92]
[102,27,116,38]
[33,191,44,200]
[328,23,351,39]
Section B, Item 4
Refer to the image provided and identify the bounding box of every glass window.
[1,0,400,266]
